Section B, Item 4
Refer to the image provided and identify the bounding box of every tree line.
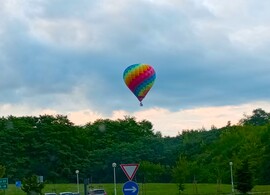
[0,108,270,189]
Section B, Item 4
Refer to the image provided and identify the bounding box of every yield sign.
[120,164,139,181]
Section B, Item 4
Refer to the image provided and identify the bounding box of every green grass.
[1,183,270,195]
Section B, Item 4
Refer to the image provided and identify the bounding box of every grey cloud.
[0,0,270,114]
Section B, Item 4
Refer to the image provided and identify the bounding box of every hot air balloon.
[123,63,156,106]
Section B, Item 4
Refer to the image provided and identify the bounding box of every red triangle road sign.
[120,164,139,181]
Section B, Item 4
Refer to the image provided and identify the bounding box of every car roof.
[89,189,105,191]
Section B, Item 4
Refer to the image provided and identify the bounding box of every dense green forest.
[0,108,270,185]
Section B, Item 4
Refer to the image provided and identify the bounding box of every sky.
[1,0,270,137]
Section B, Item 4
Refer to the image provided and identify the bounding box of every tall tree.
[172,156,189,193]
[235,160,254,194]
[0,165,5,177]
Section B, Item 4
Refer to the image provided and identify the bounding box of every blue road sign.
[15,181,21,188]
[123,181,139,195]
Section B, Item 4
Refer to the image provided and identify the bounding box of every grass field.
[1,183,270,195]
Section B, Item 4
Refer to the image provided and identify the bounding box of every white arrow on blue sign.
[123,181,139,195]
[15,181,21,188]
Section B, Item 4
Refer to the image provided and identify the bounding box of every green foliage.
[21,175,45,195]
[138,161,166,183]
[239,108,270,126]
[172,156,189,192]
[235,160,254,194]
[0,108,270,185]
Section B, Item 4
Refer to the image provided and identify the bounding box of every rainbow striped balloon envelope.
[123,63,156,106]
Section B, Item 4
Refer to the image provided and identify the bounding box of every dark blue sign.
[123,181,139,195]
[15,181,21,188]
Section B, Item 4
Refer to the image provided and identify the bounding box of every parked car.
[45,193,57,195]
[88,189,107,195]
[59,192,73,195]
[72,193,80,195]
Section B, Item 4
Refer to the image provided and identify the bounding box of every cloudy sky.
[1,0,270,136]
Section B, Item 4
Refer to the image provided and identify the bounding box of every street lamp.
[229,162,234,194]
[112,163,117,195]
[75,170,80,193]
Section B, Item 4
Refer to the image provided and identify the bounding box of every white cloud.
[67,110,103,125]
[28,18,102,49]
[229,26,270,51]
[201,0,249,19]
[0,0,44,22]
[0,103,54,116]
[112,101,270,136]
